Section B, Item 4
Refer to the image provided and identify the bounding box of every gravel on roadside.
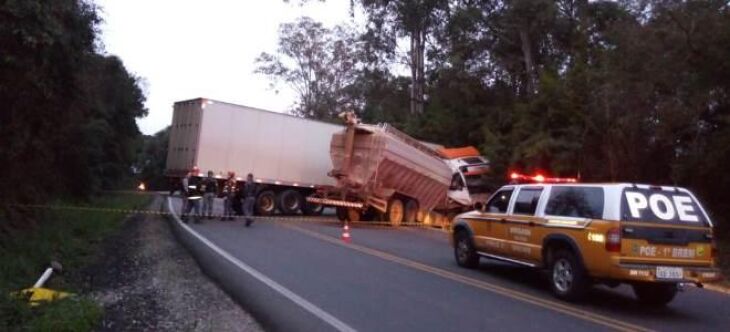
[84,195,262,332]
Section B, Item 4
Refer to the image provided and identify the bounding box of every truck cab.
[439,147,491,208]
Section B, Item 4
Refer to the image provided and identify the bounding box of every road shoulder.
[85,196,262,331]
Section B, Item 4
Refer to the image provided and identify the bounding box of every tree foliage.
[0,0,147,204]
[135,127,170,191]
[255,17,360,121]
[273,0,730,233]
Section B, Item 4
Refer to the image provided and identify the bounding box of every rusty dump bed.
[330,124,452,211]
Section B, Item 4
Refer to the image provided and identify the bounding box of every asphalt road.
[171,198,730,332]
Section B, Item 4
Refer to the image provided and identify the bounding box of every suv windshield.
[545,186,604,219]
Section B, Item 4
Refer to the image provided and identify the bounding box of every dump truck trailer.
[165,98,341,215]
[308,113,490,226]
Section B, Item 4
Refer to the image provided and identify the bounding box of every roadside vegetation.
[0,193,152,331]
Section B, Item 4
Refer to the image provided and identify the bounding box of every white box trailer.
[165,98,342,215]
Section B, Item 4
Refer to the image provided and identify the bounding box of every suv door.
[473,188,514,256]
[504,186,544,263]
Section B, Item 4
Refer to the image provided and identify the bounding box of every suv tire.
[632,283,677,306]
[549,249,589,301]
[454,230,479,269]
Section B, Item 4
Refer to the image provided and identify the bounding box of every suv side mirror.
[474,202,485,212]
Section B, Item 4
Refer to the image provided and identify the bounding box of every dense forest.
[0,0,147,227]
[261,0,730,236]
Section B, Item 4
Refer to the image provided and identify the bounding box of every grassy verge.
[0,193,152,331]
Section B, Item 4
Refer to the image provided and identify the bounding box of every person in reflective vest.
[182,172,203,223]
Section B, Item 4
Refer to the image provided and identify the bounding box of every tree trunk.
[519,26,536,96]
[409,26,425,114]
[410,31,417,115]
[417,28,425,114]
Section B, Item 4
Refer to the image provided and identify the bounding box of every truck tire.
[256,190,277,216]
[387,198,404,227]
[302,197,324,216]
[277,190,303,215]
[404,199,419,224]
[346,208,361,222]
[632,283,678,306]
[336,207,361,222]
[336,207,348,222]
[360,207,378,222]
[549,249,589,301]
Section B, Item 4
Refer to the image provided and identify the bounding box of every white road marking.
[166,197,357,332]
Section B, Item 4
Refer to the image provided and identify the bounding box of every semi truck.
[165,98,341,215]
[165,99,490,223]
[307,112,491,227]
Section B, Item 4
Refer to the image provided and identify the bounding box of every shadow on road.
[472,259,702,324]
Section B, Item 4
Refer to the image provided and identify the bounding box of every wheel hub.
[553,258,573,292]
[457,239,469,262]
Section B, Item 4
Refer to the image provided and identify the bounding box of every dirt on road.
[84,196,262,332]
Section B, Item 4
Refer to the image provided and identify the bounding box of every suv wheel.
[632,283,677,306]
[454,230,479,269]
[549,250,588,301]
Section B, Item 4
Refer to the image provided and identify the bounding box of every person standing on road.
[183,171,203,223]
[202,171,219,219]
[180,167,199,217]
[221,172,237,221]
[242,173,257,227]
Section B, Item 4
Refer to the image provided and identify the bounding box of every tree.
[0,0,147,205]
[136,127,171,191]
[255,17,360,121]
[358,0,449,115]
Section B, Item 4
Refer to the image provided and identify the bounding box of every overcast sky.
[97,0,355,135]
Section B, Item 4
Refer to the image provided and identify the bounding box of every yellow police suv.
[451,175,722,305]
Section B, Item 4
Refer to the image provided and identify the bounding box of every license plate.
[656,266,684,280]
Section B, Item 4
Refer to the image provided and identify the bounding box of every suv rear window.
[545,186,604,219]
[513,188,543,215]
[621,188,708,225]
[486,189,513,213]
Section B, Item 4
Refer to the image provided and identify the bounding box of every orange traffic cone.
[341,223,351,243]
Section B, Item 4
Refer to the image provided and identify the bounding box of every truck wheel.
[549,249,589,301]
[256,190,277,216]
[277,190,303,215]
[360,207,378,222]
[346,208,361,222]
[302,197,324,216]
[454,230,479,269]
[387,198,404,227]
[404,199,419,224]
[336,207,348,222]
[632,283,678,306]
